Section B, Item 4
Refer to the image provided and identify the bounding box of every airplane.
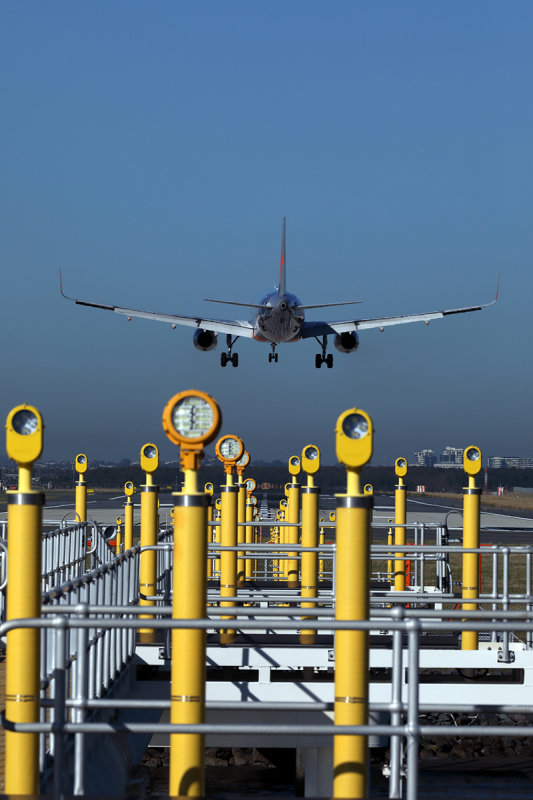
[59,218,499,368]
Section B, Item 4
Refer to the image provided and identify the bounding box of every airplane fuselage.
[252,291,305,343]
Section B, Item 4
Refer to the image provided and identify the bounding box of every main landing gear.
[268,344,279,363]
[220,335,239,367]
[314,335,333,368]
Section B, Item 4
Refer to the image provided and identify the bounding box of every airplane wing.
[59,271,256,338]
[301,280,499,339]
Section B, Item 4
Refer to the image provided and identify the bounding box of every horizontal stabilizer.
[297,300,362,310]
[203,298,267,309]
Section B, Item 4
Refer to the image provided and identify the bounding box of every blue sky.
[1,1,532,468]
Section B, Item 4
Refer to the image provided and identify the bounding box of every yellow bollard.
[115,515,122,553]
[300,445,320,644]
[205,482,214,580]
[236,452,250,585]
[214,498,222,578]
[333,407,374,799]
[5,404,45,795]
[124,480,135,550]
[162,389,222,797]
[393,457,407,592]
[319,522,325,581]
[462,446,482,650]
[139,443,159,637]
[215,434,244,643]
[287,456,301,588]
[75,452,88,522]
[245,478,257,581]
[386,519,394,585]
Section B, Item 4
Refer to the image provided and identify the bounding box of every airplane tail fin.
[279,217,286,296]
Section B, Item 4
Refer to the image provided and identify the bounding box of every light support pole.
[300,445,320,644]
[5,404,45,796]
[245,478,257,582]
[162,389,222,798]
[215,434,245,643]
[75,452,88,523]
[287,456,301,588]
[462,446,482,650]
[139,443,159,637]
[124,481,135,551]
[333,408,374,800]
[204,482,214,580]
[236,452,249,585]
[394,457,407,592]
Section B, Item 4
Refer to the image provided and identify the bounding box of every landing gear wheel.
[315,354,322,369]
[268,353,272,363]
[274,353,278,363]
[231,353,239,367]
[221,353,228,367]
[326,353,333,369]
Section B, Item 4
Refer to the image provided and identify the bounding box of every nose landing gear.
[268,344,279,363]
[314,335,333,368]
[221,335,239,367]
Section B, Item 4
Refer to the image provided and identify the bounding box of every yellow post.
[214,499,222,578]
[237,479,246,586]
[245,498,254,581]
[124,481,135,551]
[300,444,320,644]
[333,408,373,799]
[170,474,208,796]
[462,446,482,650]
[205,483,214,580]
[386,519,393,584]
[319,523,325,581]
[393,457,407,592]
[220,480,238,644]
[5,404,44,795]
[139,443,159,637]
[75,452,88,522]
[161,389,222,798]
[287,456,301,588]
[115,516,122,554]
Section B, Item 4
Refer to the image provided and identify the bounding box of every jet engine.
[334,331,359,353]
[193,329,218,351]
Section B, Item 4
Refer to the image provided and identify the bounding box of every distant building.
[488,456,533,469]
[435,446,463,469]
[413,449,437,467]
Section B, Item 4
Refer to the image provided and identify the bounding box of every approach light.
[75,453,88,475]
[215,434,244,470]
[395,457,408,478]
[162,390,221,446]
[302,444,320,474]
[6,404,44,466]
[335,408,373,469]
[464,446,482,476]
[124,481,135,497]
[140,443,159,474]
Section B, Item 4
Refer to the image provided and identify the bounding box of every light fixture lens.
[171,396,214,439]
[342,413,368,440]
[12,409,38,435]
[77,455,87,464]
[397,458,406,468]
[467,449,480,461]
[237,452,249,467]
[305,446,318,460]
[143,445,157,459]
[220,437,241,459]
[290,456,300,467]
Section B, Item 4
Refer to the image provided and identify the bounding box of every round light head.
[140,442,159,474]
[204,481,214,496]
[395,456,408,478]
[364,483,374,495]
[335,408,373,468]
[284,482,291,497]
[245,477,257,493]
[288,455,301,476]
[248,495,257,506]
[464,445,482,476]
[215,498,222,510]
[329,511,336,522]
[75,453,88,474]
[280,498,288,508]
[162,389,221,447]
[215,434,244,465]
[302,443,320,474]
[6,404,44,466]
[236,451,250,469]
[124,480,135,497]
